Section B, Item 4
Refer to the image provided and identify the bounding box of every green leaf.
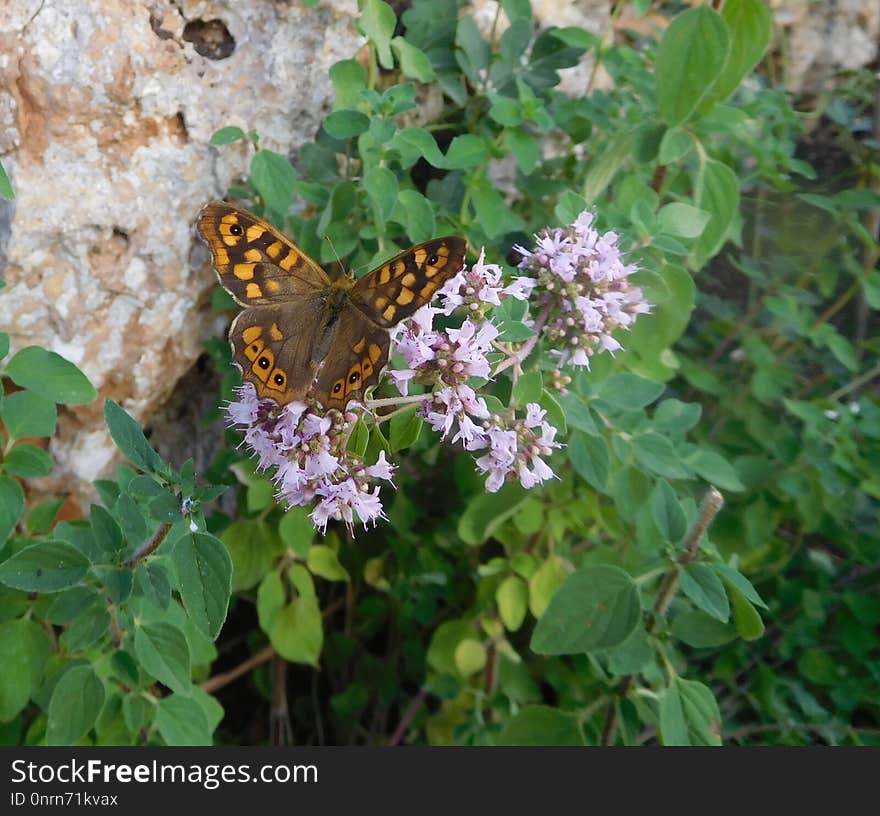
[279,507,314,560]
[329,59,367,109]
[472,180,525,238]
[6,347,97,405]
[489,95,523,127]
[685,448,744,491]
[730,584,764,640]
[454,639,486,677]
[395,189,436,243]
[0,540,90,592]
[679,563,730,622]
[458,483,527,545]
[46,665,105,746]
[444,134,489,169]
[0,159,13,199]
[135,563,172,611]
[659,677,722,746]
[712,564,767,609]
[259,573,323,666]
[172,532,232,640]
[324,109,371,139]
[0,476,24,550]
[393,128,447,168]
[134,622,191,694]
[528,555,569,618]
[307,545,350,582]
[583,136,631,202]
[104,399,164,474]
[632,433,690,479]
[670,611,736,649]
[60,605,111,652]
[222,519,280,593]
[568,430,609,490]
[712,0,772,103]
[156,694,212,746]
[511,370,543,406]
[540,389,567,436]
[90,504,125,558]
[26,498,64,534]
[364,165,399,221]
[3,443,53,478]
[0,332,8,361]
[657,202,710,238]
[250,149,296,217]
[504,129,539,174]
[455,15,490,82]
[389,408,422,451]
[359,0,397,68]
[0,619,50,721]
[656,6,730,125]
[650,479,687,542]
[597,373,664,410]
[0,390,57,439]
[531,565,640,654]
[693,159,739,266]
[391,36,435,82]
[497,705,584,746]
[209,126,246,145]
[658,128,693,164]
[496,575,528,632]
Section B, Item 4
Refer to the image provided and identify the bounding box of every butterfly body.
[197,201,466,410]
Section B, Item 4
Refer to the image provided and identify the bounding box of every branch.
[600,487,725,745]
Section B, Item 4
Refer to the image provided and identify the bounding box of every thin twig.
[199,645,275,694]
[600,487,725,745]
[493,304,551,377]
[126,523,171,568]
[389,688,428,746]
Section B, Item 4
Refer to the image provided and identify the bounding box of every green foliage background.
[0,0,878,746]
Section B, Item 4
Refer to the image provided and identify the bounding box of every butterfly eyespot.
[333,383,342,394]
[230,224,243,236]
[349,372,360,384]
[427,254,438,265]
[258,356,271,369]
[273,373,285,386]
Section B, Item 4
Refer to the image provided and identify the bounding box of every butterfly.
[197,201,467,410]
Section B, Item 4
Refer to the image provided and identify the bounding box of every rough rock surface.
[0,0,360,501]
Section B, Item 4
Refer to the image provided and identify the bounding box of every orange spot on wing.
[242,326,263,344]
[234,263,255,280]
[382,304,397,322]
[368,343,382,363]
[414,248,427,266]
[353,337,366,353]
[420,282,438,299]
[266,241,283,259]
[244,248,262,262]
[378,265,392,285]
[401,272,417,288]
[246,283,263,299]
[246,224,265,241]
[270,323,284,341]
[396,288,414,305]
[279,251,299,271]
[266,280,281,293]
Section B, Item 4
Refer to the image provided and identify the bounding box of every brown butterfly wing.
[197,201,331,305]
[230,301,329,404]
[314,305,391,410]
[350,237,466,327]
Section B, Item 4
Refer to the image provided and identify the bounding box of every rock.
[0,0,360,504]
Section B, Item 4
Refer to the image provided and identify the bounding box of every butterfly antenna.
[323,232,348,279]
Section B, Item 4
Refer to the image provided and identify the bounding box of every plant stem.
[389,688,428,746]
[366,393,427,410]
[126,523,171,568]
[600,487,725,745]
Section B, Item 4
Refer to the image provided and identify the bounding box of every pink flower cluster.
[226,384,394,533]
[389,256,560,493]
[515,210,649,368]
[475,403,561,492]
